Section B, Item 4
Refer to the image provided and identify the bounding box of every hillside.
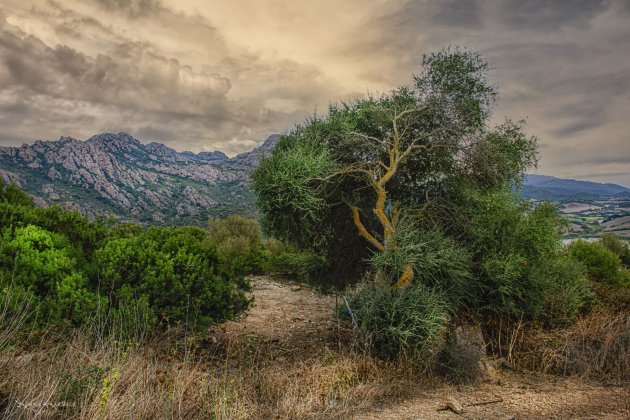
[522,174,630,202]
[0,133,279,224]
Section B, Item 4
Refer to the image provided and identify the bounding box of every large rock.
[443,323,497,383]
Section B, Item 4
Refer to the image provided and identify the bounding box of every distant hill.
[522,175,630,202]
[0,132,280,224]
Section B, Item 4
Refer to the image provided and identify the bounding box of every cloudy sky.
[1,0,629,185]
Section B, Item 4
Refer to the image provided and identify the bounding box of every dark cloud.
[92,0,163,19]
[0,0,628,185]
[433,0,483,28]
[496,0,609,30]
[0,28,232,115]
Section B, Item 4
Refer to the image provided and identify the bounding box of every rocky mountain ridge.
[0,132,280,224]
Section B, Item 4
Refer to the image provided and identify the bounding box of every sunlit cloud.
[0,0,628,185]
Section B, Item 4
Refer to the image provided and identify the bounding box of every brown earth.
[223,277,630,419]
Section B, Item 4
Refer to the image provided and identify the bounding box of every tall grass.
[0,283,406,419]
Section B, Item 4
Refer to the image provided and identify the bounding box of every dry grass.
[2,275,628,419]
[0,326,420,419]
[485,308,630,386]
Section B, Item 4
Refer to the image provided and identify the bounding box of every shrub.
[208,215,261,258]
[96,226,251,331]
[0,225,102,327]
[267,251,326,283]
[369,220,473,308]
[207,215,266,275]
[109,222,143,239]
[466,192,589,324]
[601,233,630,267]
[568,240,621,284]
[345,279,449,363]
[614,269,630,288]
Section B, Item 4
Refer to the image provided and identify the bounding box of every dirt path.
[224,277,630,419]
[358,376,629,419]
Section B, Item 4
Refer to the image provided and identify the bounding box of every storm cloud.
[0,0,629,184]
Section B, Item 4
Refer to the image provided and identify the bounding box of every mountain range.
[0,132,279,224]
[522,175,630,201]
[1,133,628,224]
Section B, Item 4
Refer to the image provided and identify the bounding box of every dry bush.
[484,308,630,386]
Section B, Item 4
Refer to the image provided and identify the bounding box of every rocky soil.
[226,277,630,420]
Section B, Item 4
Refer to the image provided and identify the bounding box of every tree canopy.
[252,47,538,289]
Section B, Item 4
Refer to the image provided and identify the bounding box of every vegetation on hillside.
[0,179,251,335]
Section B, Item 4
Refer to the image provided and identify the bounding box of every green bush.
[207,215,266,275]
[369,220,473,308]
[0,179,33,206]
[568,240,621,284]
[345,279,449,362]
[0,225,103,327]
[96,226,251,330]
[466,192,589,324]
[109,222,143,239]
[208,215,261,257]
[266,251,326,283]
[615,269,630,288]
[0,183,254,337]
[601,233,630,267]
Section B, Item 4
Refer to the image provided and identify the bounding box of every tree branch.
[342,198,385,252]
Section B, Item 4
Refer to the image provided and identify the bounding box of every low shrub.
[568,240,622,285]
[466,192,590,325]
[266,251,325,283]
[0,183,253,336]
[601,233,630,266]
[96,226,251,331]
[344,279,449,364]
[0,225,103,327]
[370,220,473,308]
[207,215,261,259]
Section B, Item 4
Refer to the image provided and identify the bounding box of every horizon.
[1,1,629,185]
[5,130,630,189]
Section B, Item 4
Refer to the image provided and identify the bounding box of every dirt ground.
[223,277,630,420]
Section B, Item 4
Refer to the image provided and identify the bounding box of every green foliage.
[615,270,630,288]
[208,215,262,253]
[466,192,589,324]
[370,220,472,308]
[0,200,108,262]
[601,233,630,267]
[266,251,326,285]
[252,47,586,363]
[96,226,251,330]
[207,215,265,275]
[252,47,539,291]
[109,222,143,239]
[252,136,337,248]
[414,46,496,129]
[0,179,34,206]
[0,183,252,335]
[568,240,621,284]
[0,225,103,327]
[345,279,449,362]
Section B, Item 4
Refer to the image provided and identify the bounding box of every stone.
[444,323,491,383]
[446,396,465,414]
